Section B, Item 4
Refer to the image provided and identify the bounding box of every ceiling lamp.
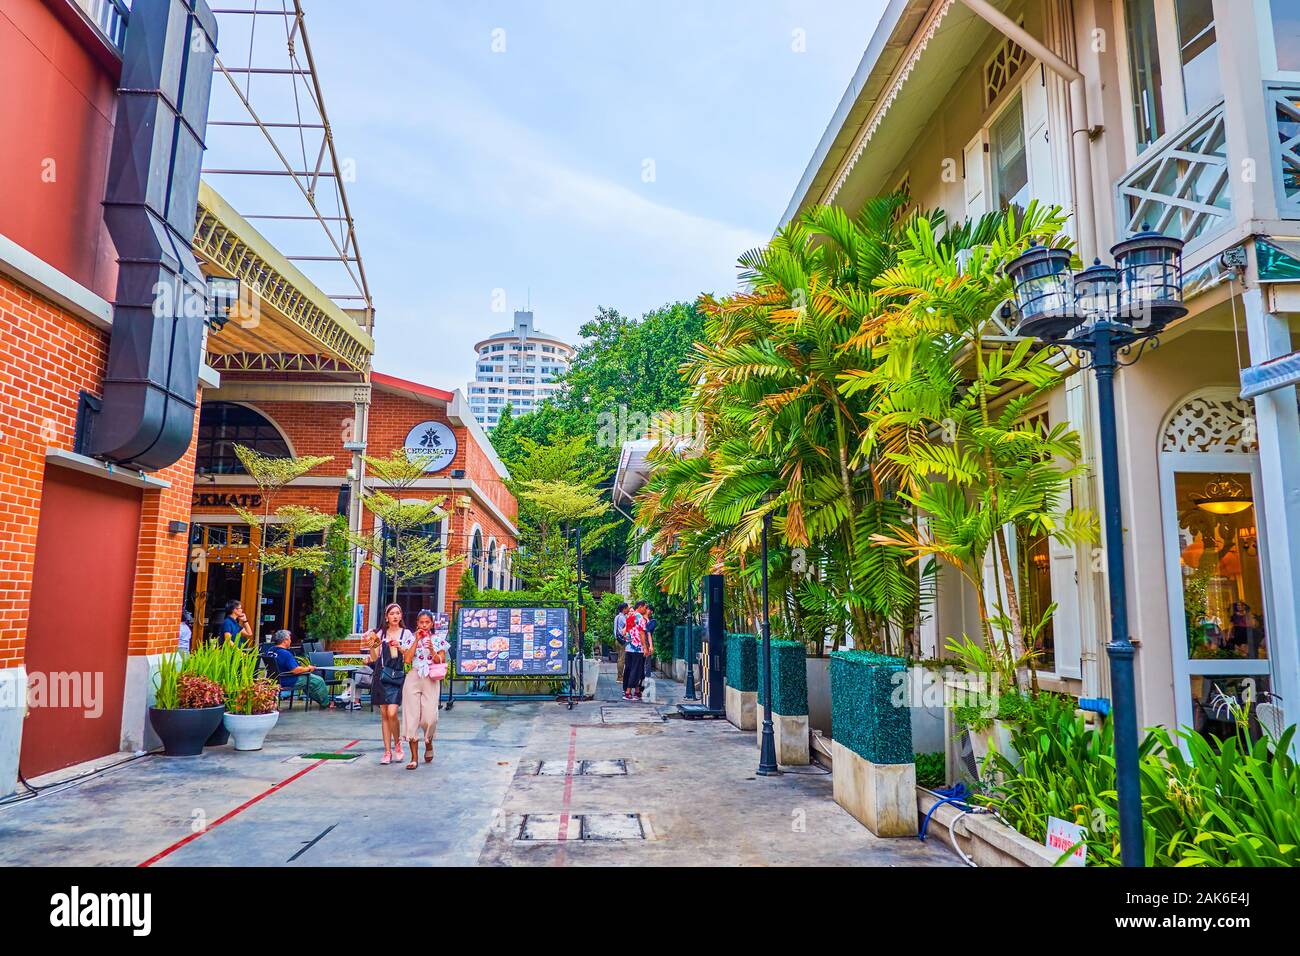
[1193,476,1253,515]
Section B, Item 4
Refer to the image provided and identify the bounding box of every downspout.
[958,0,1099,262]
[82,0,218,471]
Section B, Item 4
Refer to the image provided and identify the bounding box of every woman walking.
[401,609,447,770]
[621,604,647,701]
[366,603,412,765]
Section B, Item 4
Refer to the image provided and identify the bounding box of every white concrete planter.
[970,720,1021,771]
[916,788,1067,866]
[582,658,600,697]
[222,711,279,751]
[805,657,831,735]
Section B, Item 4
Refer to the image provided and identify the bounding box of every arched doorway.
[1158,388,1275,741]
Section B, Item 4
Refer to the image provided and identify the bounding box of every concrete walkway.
[0,664,957,867]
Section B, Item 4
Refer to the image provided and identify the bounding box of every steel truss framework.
[204,1,373,326]
[194,203,371,372]
[204,351,352,373]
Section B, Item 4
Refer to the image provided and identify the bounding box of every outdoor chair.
[302,640,324,653]
[307,650,345,703]
[260,651,302,711]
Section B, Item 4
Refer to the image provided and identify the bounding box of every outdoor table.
[317,665,369,712]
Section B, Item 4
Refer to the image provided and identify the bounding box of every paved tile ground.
[0,665,957,867]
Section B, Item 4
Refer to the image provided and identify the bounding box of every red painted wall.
[20,465,139,778]
[0,0,119,298]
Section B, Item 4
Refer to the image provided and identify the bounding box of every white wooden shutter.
[916,515,939,658]
[963,132,989,219]
[1022,64,1062,209]
[1047,535,1083,678]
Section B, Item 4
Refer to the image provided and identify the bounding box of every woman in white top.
[400,609,447,769]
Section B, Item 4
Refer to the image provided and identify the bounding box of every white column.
[1242,288,1300,731]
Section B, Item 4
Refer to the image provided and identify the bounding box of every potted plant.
[223,678,281,750]
[148,655,226,756]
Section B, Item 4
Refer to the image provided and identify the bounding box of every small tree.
[349,448,463,606]
[232,445,336,641]
[304,515,355,641]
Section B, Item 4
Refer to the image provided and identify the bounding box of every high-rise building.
[467,310,576,429]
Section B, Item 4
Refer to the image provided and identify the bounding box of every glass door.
[1160,454,1273,741]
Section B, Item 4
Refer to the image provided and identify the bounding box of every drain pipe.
[958,0,1098,262]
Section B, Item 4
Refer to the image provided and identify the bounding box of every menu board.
[455,606,569,676]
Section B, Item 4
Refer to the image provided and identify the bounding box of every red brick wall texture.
[0,274,197,668]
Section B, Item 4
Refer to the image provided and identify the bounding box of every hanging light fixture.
[1005,242,1077,341]
[1110,227,1187,331]
[1193,476,1253,515]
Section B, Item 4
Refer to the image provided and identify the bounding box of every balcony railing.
[1268,83,1300,218]
[71,0,129,55]
[1115,98,1231,250]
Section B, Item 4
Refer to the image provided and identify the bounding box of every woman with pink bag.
[400,609,448,770]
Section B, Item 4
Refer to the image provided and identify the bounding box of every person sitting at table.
[269,630,334,709]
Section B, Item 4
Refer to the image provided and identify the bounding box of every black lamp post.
[756,509,779,775]
[683,577,698,700]
[1006,228,1187,868]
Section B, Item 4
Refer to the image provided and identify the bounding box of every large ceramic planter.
[222,711,280,751]
[148,706,225,757]
[205,721,230,747]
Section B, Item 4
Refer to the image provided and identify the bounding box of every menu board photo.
[455,605,569,677]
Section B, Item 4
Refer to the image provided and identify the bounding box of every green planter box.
[725,632,758,692]
[830,651,911,765]
[756,639,808,715]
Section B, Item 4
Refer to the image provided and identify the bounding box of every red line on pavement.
[555,725,579,855]
[137,739,361,867]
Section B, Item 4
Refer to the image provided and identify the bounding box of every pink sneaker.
[380,751,392,765]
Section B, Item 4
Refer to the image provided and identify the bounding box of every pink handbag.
[429,662,449,680]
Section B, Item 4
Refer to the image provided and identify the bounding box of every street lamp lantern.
[1072,258,1120,326]
[1110,228,1187,331]
[1005,242,1076,341]
[1004,227,1188,868]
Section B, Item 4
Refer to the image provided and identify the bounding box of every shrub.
[176,675,224,709]
[227,678,280,716]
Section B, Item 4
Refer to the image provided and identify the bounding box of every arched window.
[196,402,291,475]
[487,540,497,592]
[378,513,443,625]
[470,528,484,586]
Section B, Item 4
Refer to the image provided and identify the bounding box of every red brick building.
[0,0,517,795]
[0,0,216,786]
[187,372,517,644]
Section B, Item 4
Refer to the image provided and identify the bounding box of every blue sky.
[213,2,887,388]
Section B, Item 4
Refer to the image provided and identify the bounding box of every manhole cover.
[515,812,647,841]
[535,761,575,776]
[517,813,578,841]
[580,759,628,776]
[581,813,645,840]
[599,706,663,724]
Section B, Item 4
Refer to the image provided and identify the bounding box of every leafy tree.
[304,515,355,641]
[348,448,462,605]
[232,445,335,640]
[862,203,1097,688]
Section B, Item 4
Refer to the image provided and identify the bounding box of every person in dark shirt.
[269,630,332,709]
[221,600,253,648]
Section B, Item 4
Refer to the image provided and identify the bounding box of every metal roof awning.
[194,182,374,374]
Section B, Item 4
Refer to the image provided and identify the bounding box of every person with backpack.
[614,602,629,678]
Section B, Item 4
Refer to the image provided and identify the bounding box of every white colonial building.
[786,0,1300,740]
[466,310,576,429]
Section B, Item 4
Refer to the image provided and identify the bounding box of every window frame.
[1114,0,1226,167]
